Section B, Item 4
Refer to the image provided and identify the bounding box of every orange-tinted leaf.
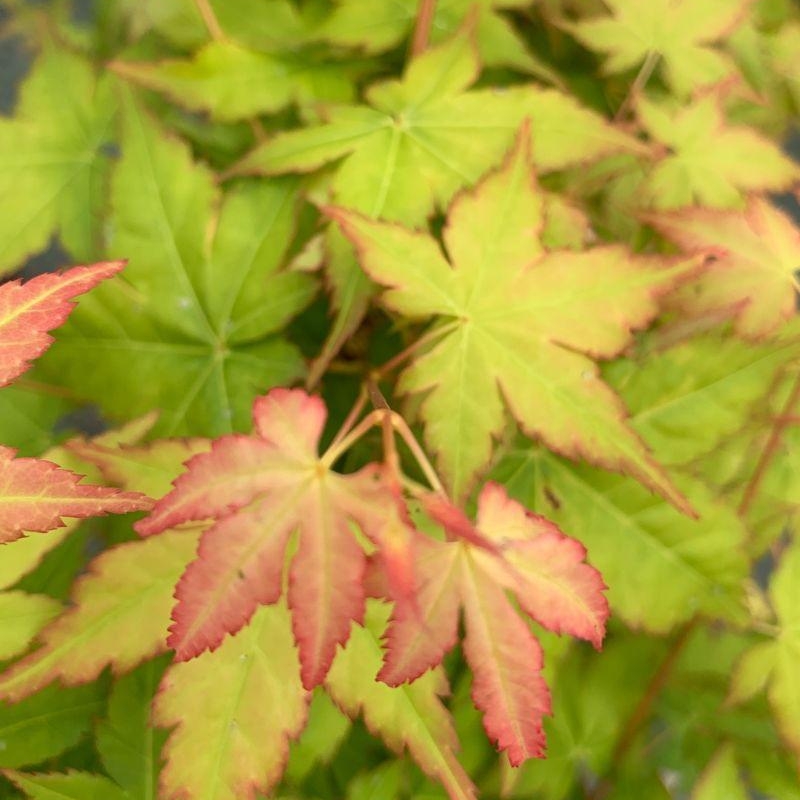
[0,529,199,702]
[379,483,607,766]
[648,197,800,338]
[0,261,123,388]
[136,388,394,689]
[0,446,151,544]
[329,126,697,510]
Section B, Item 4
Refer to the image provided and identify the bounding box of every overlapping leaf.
[330,126,695,506]
[154,603,308,800]
[233,28,641,375]
[648,197,800,338]
[136,388,395,688]
[319,0,553,77]
[0,262,123,388]
[111,39,355,123]
[378,483,607,766]
[0,45,115,276]
[729,540,800,758]
[637,92,799,209]
[567,0,749,96]
[3,771,128,800]
[495,448,747,632]
[326,601,476,800]
[37,91,316,436]
[0,529,200,703]
[0,447,151,544]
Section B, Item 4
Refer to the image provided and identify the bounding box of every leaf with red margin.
[135,388,396,689]
[0,446,152,544]
[328,124,699,510]
[647,197,800,339]
[154,603,308,800]
[378,483,607,766]
[325,600,476,800]
[0,529,200,703]
[0,261,123,388]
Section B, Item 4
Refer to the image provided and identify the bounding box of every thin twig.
[410,0,438,57]
[739,373,800,517]
[614,50,659,121]
[328,385,368,451]
[374,322,458,378]
[193,0,225,41]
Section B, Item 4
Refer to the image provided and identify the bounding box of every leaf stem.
[328,385,368,452]
[193,0,225,41]
[614,50,659,121]
[375,321,458,378]
[321,405,445,495]
[739,372,800,517]
[410,0,438,57]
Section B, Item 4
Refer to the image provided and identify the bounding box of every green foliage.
[0,0,799,798]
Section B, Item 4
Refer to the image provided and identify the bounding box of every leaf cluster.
[0,1,800,799]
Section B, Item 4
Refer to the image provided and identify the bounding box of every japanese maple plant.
[1,0,800,798]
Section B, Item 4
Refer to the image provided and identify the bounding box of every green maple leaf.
[636,92,799,209]
[36,92,316,436]
[234,27,641,379]
[96,659,168,800]
[0,683,103,769]
[329,126,693,508]
[111,40,356,123]
[567,0,750,96]
[319,0,556,79]
[3,771,128,800]
[691,747,750,800]
[729,541,800,763]
[606,329,800,466]
[0,44,115,277]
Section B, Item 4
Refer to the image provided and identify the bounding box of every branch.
[739,372,800,516]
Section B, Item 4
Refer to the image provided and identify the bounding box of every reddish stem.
[410,0,438,57]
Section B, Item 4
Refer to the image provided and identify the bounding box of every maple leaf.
[647,197,800,339]
[377,484,607,766]
[0,529,200,703]
[729,541,800,758]
[154,603,308,800]
[3,771,128,800]
[37,91,315,436]
[0,44,115,276]
[319,0,556,79]
[0,592,61,662]
[0,262,123,389]
[111,40,356,123]
[567,0,750,96]
[328,125,696,508]
[691,747,749,800]
[0,447,151,544]
[605,328,800,466]
[495,449,747,632]
[637,92,799,209]
[232,27,641,380]
[326,600,476,800]
[96,660,168,800]
[136,388,396,689]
